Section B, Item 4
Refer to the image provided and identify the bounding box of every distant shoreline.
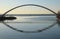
[0,14,56,16]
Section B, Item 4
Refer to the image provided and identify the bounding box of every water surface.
[0,16,60,39]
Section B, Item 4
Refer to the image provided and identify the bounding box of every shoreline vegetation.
[0,14,55,16]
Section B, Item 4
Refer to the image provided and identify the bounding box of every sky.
[0,0,60,14]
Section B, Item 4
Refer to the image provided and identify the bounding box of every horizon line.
[0,14,55,16]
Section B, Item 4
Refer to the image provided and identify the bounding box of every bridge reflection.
[2,21,58,33]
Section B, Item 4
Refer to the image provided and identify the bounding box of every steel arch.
[2,4,57,17]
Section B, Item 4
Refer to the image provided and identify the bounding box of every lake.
[0,15,60,39]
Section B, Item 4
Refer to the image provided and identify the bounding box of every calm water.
[0,16,60,39]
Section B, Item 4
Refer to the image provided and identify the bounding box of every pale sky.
[0,0,60,14]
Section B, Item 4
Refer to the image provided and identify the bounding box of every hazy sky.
[0,0,60,14]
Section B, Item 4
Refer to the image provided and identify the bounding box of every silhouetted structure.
[57,11,60,19]
[56,11,60,24]
[0,16,16,21]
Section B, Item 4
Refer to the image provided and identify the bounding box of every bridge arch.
[2,4,57,16]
